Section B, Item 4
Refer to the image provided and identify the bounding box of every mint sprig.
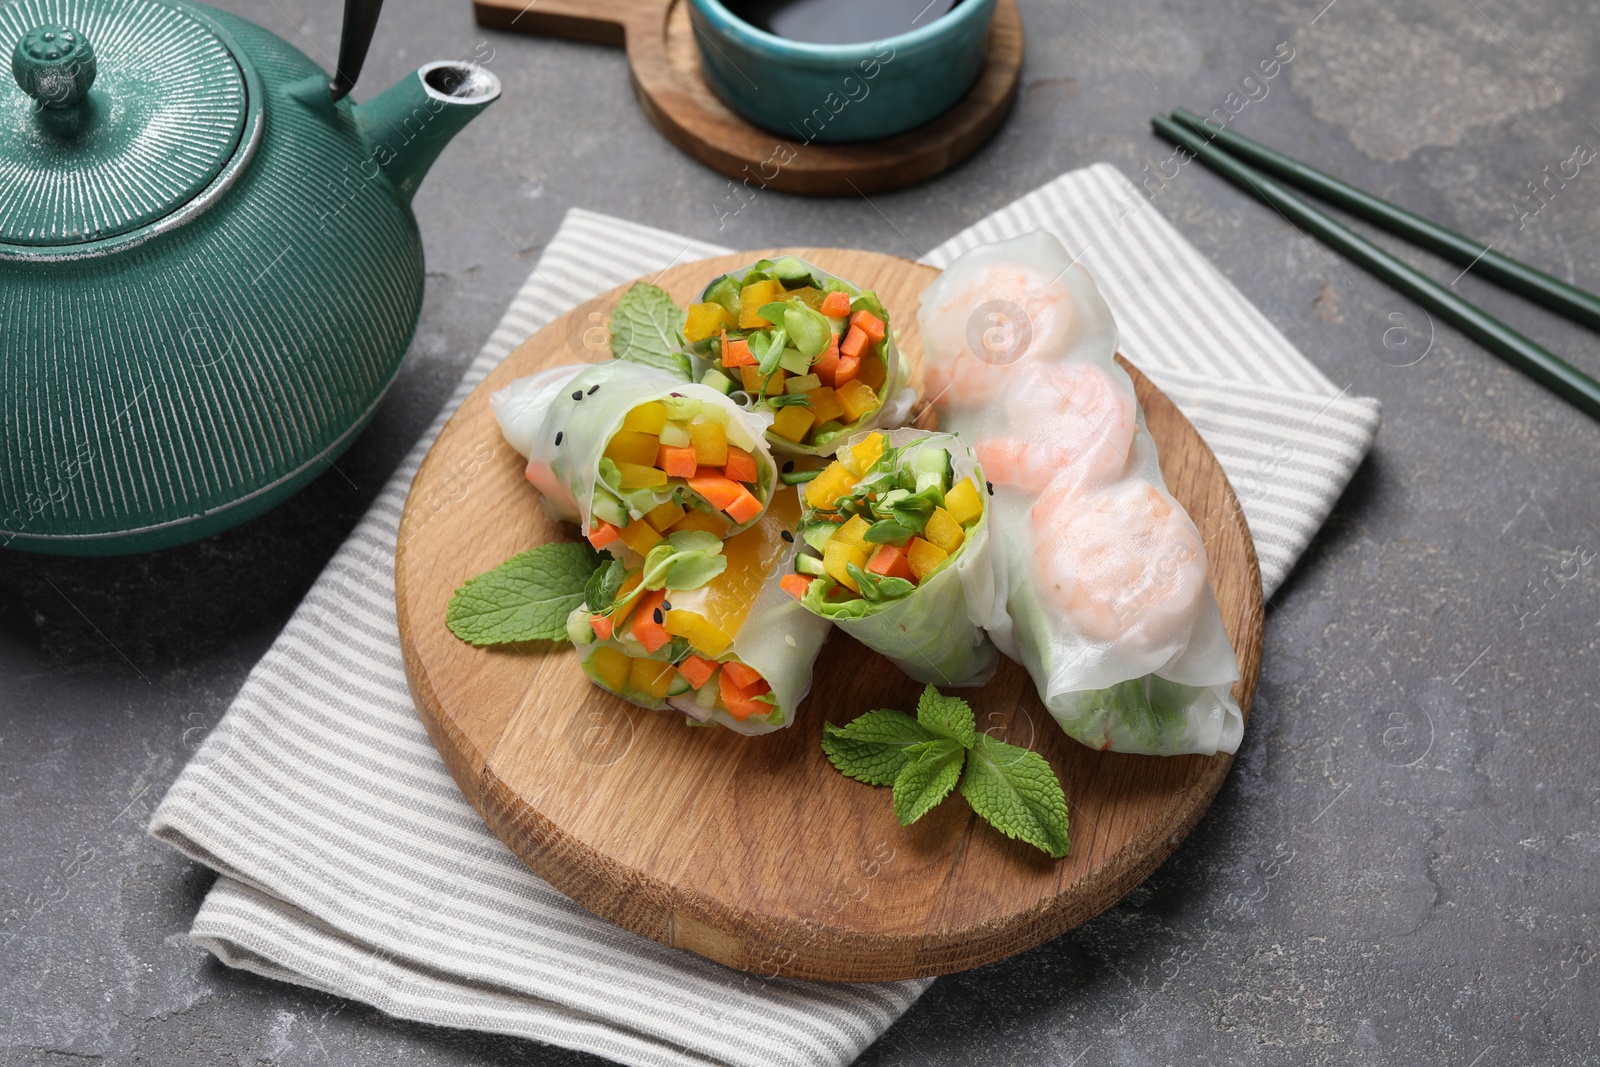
[820,685,1071,859]
[447,542,601,646]
[609,283,692,380]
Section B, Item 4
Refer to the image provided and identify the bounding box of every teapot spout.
[354,62,501,205]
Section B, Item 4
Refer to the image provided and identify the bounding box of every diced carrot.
[833,353,861,387]
[840,324,869,360]
[719,669,771,722]
[724,446,758,485]
[687,472,743,511]
[850,310,886,342]
[679,654,719,689]
[721,332,756,368]
[820,290,852,317]
[813,330,842,385]
[587,520,622,550]
[723,485,764,525]
[780,573,813,600]
[721,660,764,690]
[589,613,615,640]
[629,589,670,653]
[867,544,915,582]
[658,444,699,479]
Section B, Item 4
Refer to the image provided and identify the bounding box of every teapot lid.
[1,0,248,247]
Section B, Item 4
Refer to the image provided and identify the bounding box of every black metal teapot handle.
[329,0,384,101]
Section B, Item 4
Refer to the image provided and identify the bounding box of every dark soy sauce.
[727,0,966,46]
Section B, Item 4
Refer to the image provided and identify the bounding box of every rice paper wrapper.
[576,491,829,735]
[693,256,917,457]
[490,361,777,534]
[800,429,1001,688]
[918,231,1243,756]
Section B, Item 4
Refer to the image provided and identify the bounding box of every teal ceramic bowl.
[687,0,997,144]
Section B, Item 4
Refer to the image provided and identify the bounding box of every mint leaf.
[916,684,976,748]
[959,733,1071,858]
[891,738,964,825]
[447,542,602,646]
[585,557,626,612]
[610,283,691,380]
[820,709,935,785]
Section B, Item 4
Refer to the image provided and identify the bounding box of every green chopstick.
[1150,113,1600,424]
[1169,108,1600,334]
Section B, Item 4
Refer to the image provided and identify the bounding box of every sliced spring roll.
[683,255,915,456]
[917,231,1244,756]
[491,361,778,552]
[566,491,829,735]
[787,429,1000,687]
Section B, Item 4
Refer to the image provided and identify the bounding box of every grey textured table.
[3,0,1598,1062]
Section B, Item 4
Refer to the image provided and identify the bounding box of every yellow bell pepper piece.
[623,402,668,434]
[857,353,888,391]
[618,518,663,554]
[629,656,677,699]
[924,506,964,555]
[906,537,948,582]
[804,461,858,511]
[739,365,787,396]
[684,302,735,343]
[645,500,686,531]
[770,404,815,443]
[835,514,873,550]
[738,280,786,328]
[850,432,885,474]
[804,386,845,425]
[836,379,880,423]
[604,430,660,467]
[687,420,728,466]
[663,610,733,658]
[616,462,668,490]
[668,508,729,538]
[942,479,983,526]
[590,646,631,692]
[824,539,868,591]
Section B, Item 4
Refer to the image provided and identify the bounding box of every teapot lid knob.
[12,24,98,109]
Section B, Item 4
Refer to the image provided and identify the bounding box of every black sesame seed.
[782,461,795,473]
[653,608,664,624]
[571,390,583,401]
[781,530,794,542]
[661,600,672,611]
[985,480,994,495]
[555,431,564,446]
[587,384,600,395]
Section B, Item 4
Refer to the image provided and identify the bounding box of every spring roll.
[682,255,916,456]
[918,231,1244,756]
[566,491,829,734]
[788,429,1000,687]
[491,361,778,551]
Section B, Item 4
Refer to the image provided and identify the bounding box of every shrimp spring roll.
[786,429,1000,687]
[566,492,829,734]
[918,231,1244,756]
[491,361,778,550]
[682,255,915,456]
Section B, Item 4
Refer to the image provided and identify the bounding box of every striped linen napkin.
[150,163,1379,1067]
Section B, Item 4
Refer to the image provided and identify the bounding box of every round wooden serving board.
[396,249,1264,983]
[471,0,1024,196]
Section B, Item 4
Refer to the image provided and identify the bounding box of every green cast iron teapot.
[0,0,500,554]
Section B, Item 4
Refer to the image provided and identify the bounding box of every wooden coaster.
[472,0,1025,195]
[395,249,1265,983]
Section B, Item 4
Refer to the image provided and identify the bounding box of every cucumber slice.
[591,490,628,529]
[695,674,721,708]
[913,445,952,496]
[769,256,814,286]
[667,671,691,696]
[658,421,692,448]
[795,553,827,577]
[778,347,812,375]
[803,522,840,554]
[785,373,822,395]
[662,396,703,421]
[699,367,736,395]
[704,275,741,315]
[565,607,596,646]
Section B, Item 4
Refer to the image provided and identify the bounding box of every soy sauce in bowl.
[725,0,965,46]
